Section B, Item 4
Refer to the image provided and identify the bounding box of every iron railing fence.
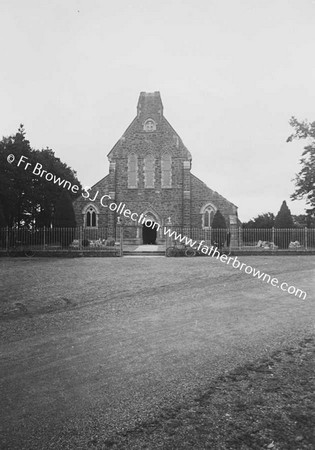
[241,227,314,250]
[0,227,116,251]
[164,226,315,251]
[0,227,314,252]
[171,227,229,245]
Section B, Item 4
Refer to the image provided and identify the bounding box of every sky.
[1,0,314,222]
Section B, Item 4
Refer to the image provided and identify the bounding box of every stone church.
[73,91,238,244]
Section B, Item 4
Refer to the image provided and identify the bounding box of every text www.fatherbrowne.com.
[7,155,308,300]
[163,228,307,300]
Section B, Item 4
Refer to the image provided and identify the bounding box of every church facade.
[73,92,238,244]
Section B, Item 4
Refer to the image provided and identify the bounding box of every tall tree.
[287,117,315,216]
[32,147,81,227]
[0,126,81,228]
[0,125,34,227]
[274,201,294,228]
[274,201,294,248]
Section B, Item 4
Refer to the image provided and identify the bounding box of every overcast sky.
[1,0,314,221]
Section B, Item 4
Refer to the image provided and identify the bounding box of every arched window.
[128,153,138,188]
[203,209,212,228]
[161,153,172,188]
[144,154,155,188]
[201,204,216,229]
[85,206,98,228]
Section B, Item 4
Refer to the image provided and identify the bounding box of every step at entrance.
[123,244,165,256]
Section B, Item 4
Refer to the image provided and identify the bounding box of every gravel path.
[0,256,314,449]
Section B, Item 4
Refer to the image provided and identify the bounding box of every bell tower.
[136,91,163,125]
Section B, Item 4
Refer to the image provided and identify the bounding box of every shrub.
[211,210,227,247]
[82,239,90,247]
[105,237,115,247]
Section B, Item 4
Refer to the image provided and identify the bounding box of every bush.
[105,237,115,247]
[211,210,227,247]
[82,239,90,247]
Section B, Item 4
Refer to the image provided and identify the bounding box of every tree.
[32,147,81,227]
[292,214,315,228]
[54,191,76,227]
[0,125,35,227]
[242,213,275,244]
[0,200,7,227]
[0,126,81,228]
[274,200,294,248]
[0,200,7,249]
[274,201,294,228]
[243,212,275,229]
[54,191,76,247]
[287,117,315,216]
[212,210,227,229]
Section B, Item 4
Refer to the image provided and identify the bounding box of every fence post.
[238,227,241,250]
[120,225,124,256]
[79,226,83,250]
[6,226,9,251]
[117,217,124,257]
[272,227,275,245]
[43,226,46,250]
[305,227,308,251]
[165,217,172,251]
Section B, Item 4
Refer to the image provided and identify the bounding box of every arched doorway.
[142,223,157,244]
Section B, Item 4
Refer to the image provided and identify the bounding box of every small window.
[143,119,156,132]
[161,153,172,188]
[173,135,179,147]
[144,154,155,188]
[128,153,138,188]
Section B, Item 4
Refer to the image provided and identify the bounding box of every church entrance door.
[142,223,157,244]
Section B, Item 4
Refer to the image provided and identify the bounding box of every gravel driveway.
[0,256,314,449]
